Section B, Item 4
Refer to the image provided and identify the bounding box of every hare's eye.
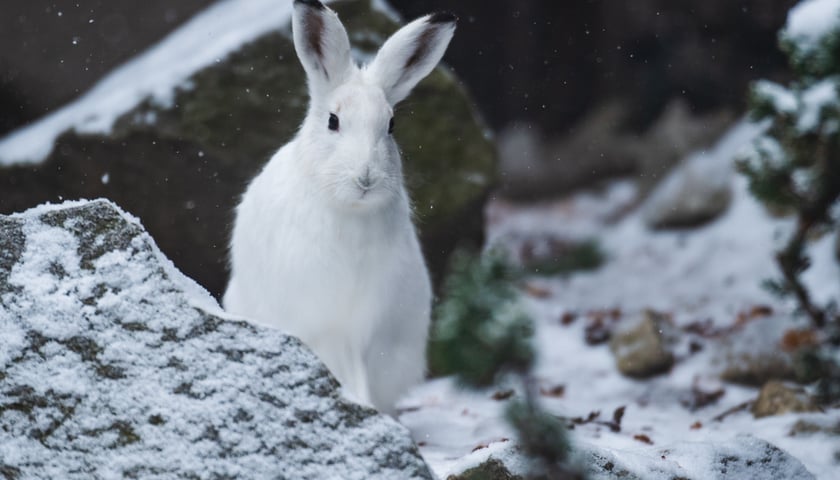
[328,113,339,131]
[388,117,395,135]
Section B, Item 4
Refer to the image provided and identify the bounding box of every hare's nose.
[356,173,375,190]
[355,166,377,190]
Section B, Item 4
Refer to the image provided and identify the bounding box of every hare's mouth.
[343,183,391,210]
[356,185,382,202]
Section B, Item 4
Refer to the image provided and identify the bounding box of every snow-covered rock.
[0,199,432,480]
[641,122,764,229]
[580,434,816,479]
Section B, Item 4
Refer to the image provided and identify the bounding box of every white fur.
[223,1,455,414]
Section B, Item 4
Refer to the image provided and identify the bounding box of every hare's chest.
[274,209,402,300]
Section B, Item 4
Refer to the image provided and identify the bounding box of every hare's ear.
[366,13,457,104]
[292,0,354,95]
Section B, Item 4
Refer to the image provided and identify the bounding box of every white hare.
[223,0,456,414]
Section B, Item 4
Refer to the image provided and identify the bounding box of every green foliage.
[737,2,840,329]
[522,239,605,277]
[794,348,840,405]
[429,250,584,479]
[506,400,572,468]
[429,250,534,386]
[446,459,524,480]
[780,23,840,79]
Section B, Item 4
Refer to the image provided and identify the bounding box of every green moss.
[185,315,223,339]
[120,322,149,332]
[447,459,523,480]
[173,382,200,398]
[0,218,27,296]
[95,364,127,380]
[83,421,141,448]
[520,239,605,277]
[396,71,497,229]
[0,388,79,443]
[148,414,166,426]
[136,31,307,172]
[40,201,145,271]
[64,336,102,363]
[0,464,22,480]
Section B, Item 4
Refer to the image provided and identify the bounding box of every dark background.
[1,0,797,141]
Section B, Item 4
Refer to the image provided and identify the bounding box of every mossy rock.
[447,459,523,480]
[0,0,497,297]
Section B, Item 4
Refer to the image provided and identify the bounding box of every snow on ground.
[0,0,346,166]
[400,122,840,479]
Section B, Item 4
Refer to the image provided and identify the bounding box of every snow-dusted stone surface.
[580,434,816,479]
[641,122,763,229]
[0,199,432,480]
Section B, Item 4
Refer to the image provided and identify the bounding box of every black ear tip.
[429,11,458,24]
[294,0,325,10]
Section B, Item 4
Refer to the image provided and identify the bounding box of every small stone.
[718,316,798,386]
[609,310,676,378]
[751,381,820,418]
[788,420,823,436]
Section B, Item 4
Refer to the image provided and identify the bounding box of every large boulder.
[0,0,497,298]
[0,199,433,479]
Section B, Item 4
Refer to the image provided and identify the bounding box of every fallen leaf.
[570,411,601,425]
[612,406,626,429]
[540,385,566,398]
[780,329,818,352]
[491,389,515,401]
[522,282,552,299]
[584,309,624,344]
[561,312,578,325]
[734,304,774,328]
[471,438,510,453]
[690,421,702,430]
[633,434,653,445]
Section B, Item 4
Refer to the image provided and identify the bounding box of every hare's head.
[292,0,456,211]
